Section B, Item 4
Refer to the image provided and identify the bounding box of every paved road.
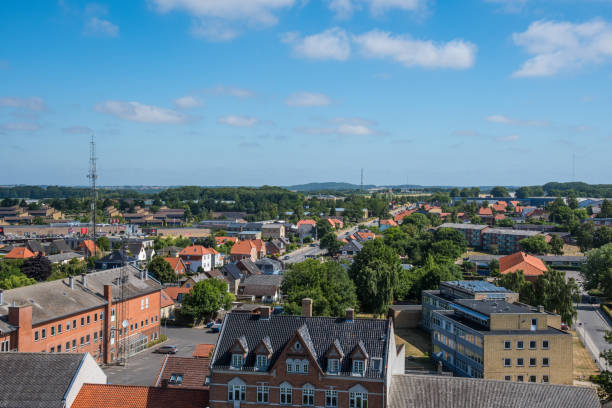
[103,326,219,386]
[283,245,327,264]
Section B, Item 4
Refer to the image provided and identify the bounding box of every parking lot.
[103,326,219,386]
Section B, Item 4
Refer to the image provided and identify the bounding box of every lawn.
[571,331,600,384]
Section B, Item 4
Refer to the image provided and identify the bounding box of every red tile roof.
[72,384,209,408]
[393,209,416,222]
[215,236,238,245]
[355,231,375,241]
[4,246,36,259]
[193,344,215,358]
[165,286,192,301]
[494,214,506,220]
[478,207,493,216]
[231,240,256,255]
[380,219,398,226]
[78,240,99,255]
[296,219,316,227]
[154,356,211,390]
[164,257,186,273]
[179,245,212,257]
[251,239,266,253]
[499,252,547,278]
[160,289,174,308]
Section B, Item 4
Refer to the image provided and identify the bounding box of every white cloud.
[353,30,477,69]
[486,114,549,126]
[217,115,259,127]
[95,101,186,123]
[282,28,351,60]
[2,122,41,132]
[496,134,521,142]
[297,117,379,136]
[84,17,119,37]
[174,95,203,108]
[484,0,528,13]
[209,86,255,98]
[512,19,612,77]
[285,92,332,107]
[0,97,46,111]
[328,0,424,18]
[191,20,239,41]
[62,126,93,134]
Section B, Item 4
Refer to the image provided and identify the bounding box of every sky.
[1,0,612,187]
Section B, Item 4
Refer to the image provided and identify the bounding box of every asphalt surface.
[103,326,219,386]
[283,245,327,264]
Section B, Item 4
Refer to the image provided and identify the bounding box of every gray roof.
[222,263,243,281]
[45,252,82,264]
[212,312,390,378]
[341,240,364,252]
[26,240,45,254]
[466,254,502,263]
[0,352,87,408]
[389,374,600,408]
[439,223,489,231]
[443,281,511,294]
[482,228,541,237]
[454,299,537,316]
[0,265,161,325]
[237,259,261,276]
[49,239,71,253]
[239,274,282,296]
[541,255,586,262]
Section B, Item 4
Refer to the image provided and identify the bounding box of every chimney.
[81,273,87,288]
[69,276,74,289]
[302,298,313,317]
[260,306,271,320]
[538,305,545,313]
[0,290,3,305]
[346,308,355,322]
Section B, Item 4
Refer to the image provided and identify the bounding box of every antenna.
[572,153,576,181]
[360,168,364,192]
[87,134,98,259]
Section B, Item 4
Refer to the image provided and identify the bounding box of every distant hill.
[287,182,377,192]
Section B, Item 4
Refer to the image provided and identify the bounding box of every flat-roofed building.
[438,223,489,247]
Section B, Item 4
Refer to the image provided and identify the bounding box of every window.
[504,340,511,350]
[99,330,103,339]
[542,357,549,367]
[80,336,84,347]
[257,385,269,403]
[87,315,90,325]
[145,297,149,309]
[529,375,537,383]
[529,358,537,367]
[57,344,61,352]
[287,359,293,373]
[517,375,524,382]
[542,340,549,349]
[94,332,98,343]
[302,387,314,406]
[372,358,382,372]
[353,360,365,376]
[141,299,145,310]
[529,340,536,349]
[280,384,292,405]
[58,324,62,334]
[228,384,246,401]
[517,358,524,367]
[349,392,368,408]
[86,334,90,345]
[141,320,144,328]
[100,312,103,319]
[328,359,339,374]
[135,322,138,330]
[256,355,268,370]
[1,340,10,352]
[543,375,549,383]
[504,358,512,367]
[51,326,55,336]
[94,313,98,322]
[302,360,309,374]
[531,318,537,330]
[231,354,243,368]
[504,376,511,381]
[146,318,149,326]
[34,331,39,342]
[73,319,77,328]
[81,317,85,326]
[66,321,70,331]
[516,340,524,349]
[72,339,76,351]
[325,390,338,407]
[41,328,46,339]
[169,374,183,385]
[66,341,70,352]
[130,324,134,332]
[111,308,115,322]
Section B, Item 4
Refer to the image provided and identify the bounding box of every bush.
[146,334,168,348]
[603,304,612,321]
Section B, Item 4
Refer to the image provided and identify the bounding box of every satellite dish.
[122,319,129,328]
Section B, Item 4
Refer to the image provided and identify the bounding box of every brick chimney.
[8,305,33,351]
[346,308,355,322]
[538,305,545,313]
[302,298,312,317]
[103,284,113,364]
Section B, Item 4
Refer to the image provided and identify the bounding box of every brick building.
[438,223,489,247]
[0,266,162,364]
[208,299,405,408]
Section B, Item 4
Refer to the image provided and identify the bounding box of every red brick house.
[164,257,187,276]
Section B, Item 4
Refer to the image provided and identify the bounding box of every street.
[283,244,327,264]
[103,326,219,386]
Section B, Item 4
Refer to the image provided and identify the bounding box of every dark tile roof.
[0,352,86,408]
[237,259,261,276]
[154,356,210,390]
[389,374,600,408]
[49,239,71,253]
[222,264,243,281]
[212,312,390,379]
[26,240,45,254]
[341,240,364,252]
[238,275,282,297]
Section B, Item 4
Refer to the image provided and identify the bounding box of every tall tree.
[320,232,343,255]
[182,279,235,323]
[581,243,612,297]
[549,234,564,255]
[148,256,177,283]
[490,186,509,197]
[21,254,52,282]
[519,235,550,255]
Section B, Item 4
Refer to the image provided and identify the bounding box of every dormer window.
[169,373,183,384]
[328,358,340,374]
[372,358,382,373]
[256,355,268,370]
[352,359,365,376]
[231,354,244,369]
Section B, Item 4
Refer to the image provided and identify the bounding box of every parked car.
[561,323,569,331]
[205,321,215,328]
[155,345,177,354]
[283,255,290,260]
[210,323,222,333]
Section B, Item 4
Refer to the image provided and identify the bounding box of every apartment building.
[208,298,405,408]
[438,223,489,247]
[0,266,162,364]
[430,298,571,384]
[421,280,519,332]
[481,228,542,254]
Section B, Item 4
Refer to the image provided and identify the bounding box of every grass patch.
[571,331,599,382]
[395,328,432,357]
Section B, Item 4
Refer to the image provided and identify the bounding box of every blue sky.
[1,0,612,187]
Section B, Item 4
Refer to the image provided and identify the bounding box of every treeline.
[0,186,149,199]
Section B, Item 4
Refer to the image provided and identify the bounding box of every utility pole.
[87,135,98,258]
[360,168,364,192]
[572,153,576,182]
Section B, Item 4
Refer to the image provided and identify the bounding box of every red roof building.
[72,384,209,408]
[164,257,187,276]
[499,252,547,281]
[193,343,215,358]
[478,207,493,216]
[296,219,316,228]
[4,246,36,259]
[78,240,100,257]
[154,356,211,390]
[215,236,238,246]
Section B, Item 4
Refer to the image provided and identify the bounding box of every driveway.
[103,326,219,386]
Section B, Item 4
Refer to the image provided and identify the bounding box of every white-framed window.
[231,354,244,369]
[41,328,47,339]
[529,340,537,349]
[141,299,145,310]
[516,358,524,367]
[516,340,524,349]
[1,339,9,352]
[228,384,246,401]
[349,392,368,408]
[302,360,309,374]
[169,374,183,384]
[58,324,62,334]
[325,390,338,407]
[327,358,339,374]
[111,308,115,322]
[256,355,268,370]
[302,386,314,406]
[257,385,269,403]
[66,321,71,331]
[352,359,365,375]
[287,358,294,373]
[504,358,511,367]
[542,357,549,367]
[145,297,149,309]
[280,384,292,405]
[34,331,39,342]
[504,340,511,350]
[51,326,55,336]
[542,340,549,349]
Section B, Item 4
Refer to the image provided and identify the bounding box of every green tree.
[182,279,235,323]
[490,186,509,197]
[433,228,467,253]
[593,331,612,399]
[499,270,527,293]
[525,269,579,323]
[489,259,500,277]
[96,236,110,252]
[515,187,532,199]
[600,200,612,218]
[32,216,45,225]
[582,244,612,298]
[594,227,612,249]
[320,232,343,255]
[403,213,430,231]
[575,222,595,252]
[21,254,52,282]
[148,256,177,283]
[282,260,357,317]
[406,255,462,300]
[316,218,332,238]
[549,234,564,255]
[349,240,401,315]
[519,235,550,255]
[0,273,36,289]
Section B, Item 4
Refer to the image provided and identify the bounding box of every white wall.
[65,353,107,408]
